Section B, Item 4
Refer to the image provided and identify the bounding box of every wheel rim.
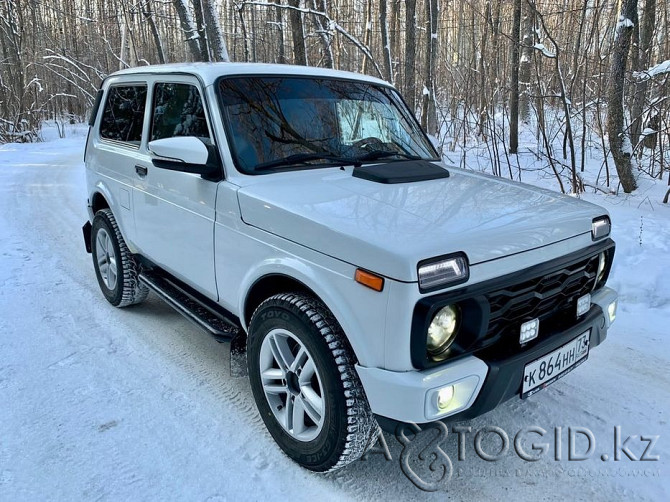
[95,228,118,291]
[259,328,326,442]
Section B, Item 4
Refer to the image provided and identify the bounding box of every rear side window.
[88,89,104,127]
[100,85,147,145]
[151,83,210,141]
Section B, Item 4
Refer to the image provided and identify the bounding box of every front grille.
[410,239,614,370]
[484,254,599,346]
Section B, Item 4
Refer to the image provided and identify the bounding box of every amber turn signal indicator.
[355,269,384,292]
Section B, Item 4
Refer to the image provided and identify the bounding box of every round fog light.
[437,386,454,411]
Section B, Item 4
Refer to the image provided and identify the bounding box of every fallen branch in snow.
[582,180,617,195]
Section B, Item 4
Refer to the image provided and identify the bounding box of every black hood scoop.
[352,160,449,184]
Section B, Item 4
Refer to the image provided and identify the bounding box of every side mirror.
[148,136,219,177]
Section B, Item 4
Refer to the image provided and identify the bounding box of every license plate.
[522,331,590,398]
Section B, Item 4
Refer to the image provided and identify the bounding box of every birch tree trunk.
[173,0,203,61]
[607,0,638,193]
[631,0,656,147]
[203,0,230,62]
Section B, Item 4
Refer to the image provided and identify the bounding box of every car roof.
[108,62,392,88]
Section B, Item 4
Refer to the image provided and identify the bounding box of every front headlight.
[593,250,611,290]
[418,253,469,292]
[597,252,607,283]
[427,305,460,360]
[592,216,611,240]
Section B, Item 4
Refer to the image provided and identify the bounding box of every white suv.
[83,63,618,472]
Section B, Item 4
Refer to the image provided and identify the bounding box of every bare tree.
[509,0,521,154]
[379,0,393,84]
[173,0,204,61]
[143,2,166,64]
[631,0,656,147]
[361,0,373,74]
[608,0,639,193]
[287,0,307,65]
[2,0,670,201]
[275,6,286,64]
[191,0,211,61]
[203,0,230,62]
[404,0,417,112]
[519,0,535,123]
[312,0,333,68]
[421,0,438,134]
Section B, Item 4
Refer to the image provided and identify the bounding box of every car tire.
[91,209,149,307]
[248,292,379,472]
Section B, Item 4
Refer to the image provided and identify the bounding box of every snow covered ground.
[0,124,668,501]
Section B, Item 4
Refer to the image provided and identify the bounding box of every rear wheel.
[248,293,379,472]
[91,209,149,307]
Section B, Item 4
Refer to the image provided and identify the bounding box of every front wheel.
[247,293,379,472]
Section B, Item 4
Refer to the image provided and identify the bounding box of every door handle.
[135,165,148,177]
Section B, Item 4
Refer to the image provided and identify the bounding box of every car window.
[99,85,147,145]
[151,83,210,141]
[217,77,437,174]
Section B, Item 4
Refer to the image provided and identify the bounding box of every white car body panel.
[212,180,389,367]
[356,356,489,423]
[237,166,606,281]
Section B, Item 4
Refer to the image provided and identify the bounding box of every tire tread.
[251,292,380,472]
[94,209,149,307]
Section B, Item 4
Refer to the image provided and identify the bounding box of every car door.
[132,76,219,299]
[92,82,149,248]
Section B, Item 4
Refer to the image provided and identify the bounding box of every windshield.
[217,76,439,174]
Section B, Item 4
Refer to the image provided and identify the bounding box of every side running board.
[139,271,240,342]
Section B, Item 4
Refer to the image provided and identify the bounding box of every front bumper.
[357,286,617,428]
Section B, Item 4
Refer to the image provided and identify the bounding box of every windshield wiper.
[254,153,357,171]
[354,150,422,163]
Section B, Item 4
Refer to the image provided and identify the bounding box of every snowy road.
[1,131,668,501]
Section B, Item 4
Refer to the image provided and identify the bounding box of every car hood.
[236,164,606,281]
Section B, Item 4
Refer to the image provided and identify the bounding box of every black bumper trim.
[376,305,607,433]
